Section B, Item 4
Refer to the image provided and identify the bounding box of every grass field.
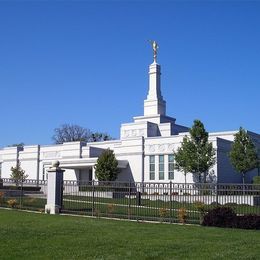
[0,209,260,259]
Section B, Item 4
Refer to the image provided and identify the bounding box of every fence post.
[128,180,131,219]
[170,181,172,223]
[45,161,64,214]
[92,179,95,217]
[216,182,219,205]
[19,180,23,209]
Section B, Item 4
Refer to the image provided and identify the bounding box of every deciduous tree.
[52,124,113,144]
[89,132,113,142]
[174,120,216,183]
[229,127,258,184]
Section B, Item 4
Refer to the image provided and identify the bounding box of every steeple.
[144,41,166,116]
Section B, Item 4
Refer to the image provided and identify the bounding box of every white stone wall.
[1,147,20,178]
[19,145,39,180]
[115,137,144,182]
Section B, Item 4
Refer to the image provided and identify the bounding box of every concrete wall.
[217,138,242,183]
[0,147,20,178]
[19,145,39,180]
[115,137,144,182]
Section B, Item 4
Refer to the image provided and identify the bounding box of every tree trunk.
[184,174,187,194]
[242,173,245,195]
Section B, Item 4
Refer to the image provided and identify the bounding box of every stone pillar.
[45,161,64,214]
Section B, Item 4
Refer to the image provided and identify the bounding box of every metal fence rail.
[0,178,47,212]
[62,181,260,224]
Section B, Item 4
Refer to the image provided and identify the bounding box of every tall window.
[159,155,164,180]
[168,154,174,180]
[42,167,45,181]
[149,155,155,180]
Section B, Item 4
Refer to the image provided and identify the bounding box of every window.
[168,154,174,180]
[159,155,164,180]
[42,167,46,181]
[149,155,155,180]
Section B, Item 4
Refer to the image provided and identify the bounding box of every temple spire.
[144,40,166,116]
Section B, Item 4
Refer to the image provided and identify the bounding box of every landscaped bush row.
[202,207,260,229]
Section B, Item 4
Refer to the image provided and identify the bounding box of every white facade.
[0,60,259,184]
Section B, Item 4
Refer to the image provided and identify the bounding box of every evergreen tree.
[229,127,258,184]
[94,149,119,181]
[10,162,28,186]
[174,120,216,183]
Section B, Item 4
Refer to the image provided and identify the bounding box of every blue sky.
[0,1,259,147]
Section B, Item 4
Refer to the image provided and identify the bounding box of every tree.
[52,124,91,144]
[257,148,260,176]
[94,149,119,181]
[174,136,193,186]
[174,120,216,183]
[89,132,113,142]
[8,143,24,148]
[10,162,28,186]
[52,124,114,144]
[229,127,258,184]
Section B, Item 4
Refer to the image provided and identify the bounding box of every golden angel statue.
[149,40,159,63]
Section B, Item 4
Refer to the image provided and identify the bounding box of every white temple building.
[0,46,259,184]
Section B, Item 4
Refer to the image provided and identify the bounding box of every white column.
[45,161,64,214]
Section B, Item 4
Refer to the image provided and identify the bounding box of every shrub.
[159,208,168,220]
[202,207,236,228]
[194,201,206,213]
[235,214,260,230]
[194,201,207,224]
[210,202,220,207]
[224,203,237,207]
[7,199,18,208]
[0,191,4,204]
[178,208,188,224]
[203,206,260,229]
[107,204,115,215]
[253,176,260,184]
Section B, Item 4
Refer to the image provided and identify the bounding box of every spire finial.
[149,40,159,63]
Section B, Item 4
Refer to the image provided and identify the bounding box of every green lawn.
[0,209,260,259]
[62,195,259,224]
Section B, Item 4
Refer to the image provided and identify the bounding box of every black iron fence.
[1,178,259,223]
[62,181,260,224]
[0,178,47,212]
